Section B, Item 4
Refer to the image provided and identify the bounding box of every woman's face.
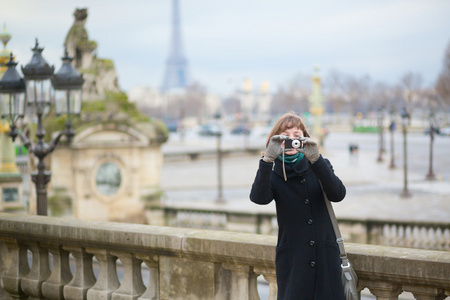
[280,126,304,155]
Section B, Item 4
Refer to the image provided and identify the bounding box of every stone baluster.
[426,228,435,250]
[405,226,413,248]
[249,268,260,300]
[86,248,120,300]
[253,267,277,300]
[63,246,97,300]
[363,280,402,300]
[21,242,51,299]
[41,243,72,299]
[434,228,442,251]
[0,238,30,298]
[111,251,146,299]
[403,285,446,300]
[222,264,260,300]
[136,254,159,300]
[399,225,406,246]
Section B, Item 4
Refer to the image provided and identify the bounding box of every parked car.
[198,123,221,136]
[231,125,251,135]
[165,120,179,132]
[438,126,450,136]
[424,126,440,135]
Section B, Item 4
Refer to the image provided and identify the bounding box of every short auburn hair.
[266,112,310,147]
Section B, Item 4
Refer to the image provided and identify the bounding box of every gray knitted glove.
[298,137,320,163]
[263,135,288,163]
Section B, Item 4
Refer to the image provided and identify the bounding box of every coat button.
[309,240,315,246]
[307,219,313,225]
[304,199,310,205]
[301,178,306,184]
[310,261,316,267]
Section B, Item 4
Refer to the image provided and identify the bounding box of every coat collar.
[273,156,310,179]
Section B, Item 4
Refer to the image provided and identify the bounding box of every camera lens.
[292,139,301,148]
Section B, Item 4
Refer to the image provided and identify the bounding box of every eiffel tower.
[161,0,189,92]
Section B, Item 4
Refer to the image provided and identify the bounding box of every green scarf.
[277,152,304,164]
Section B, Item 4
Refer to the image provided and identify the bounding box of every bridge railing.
[0,213,449,299]
[158,206,450,251]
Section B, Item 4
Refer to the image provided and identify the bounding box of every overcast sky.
[2,0,450,95]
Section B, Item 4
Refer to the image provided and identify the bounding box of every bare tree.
[399,72,423,116]
[271,73,311,115]
[324,70,371,124]
[435,41,450,115]
[323,70,349,117]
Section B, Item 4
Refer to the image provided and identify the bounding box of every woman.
[250,112,346,300]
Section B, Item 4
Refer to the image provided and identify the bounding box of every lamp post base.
[425,173,436,181]
[389,160,396,169]
[400,189,412,198]
[216,196,226,204]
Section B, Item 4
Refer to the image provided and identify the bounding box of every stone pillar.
[63,246,96,300]
[136,254,159,300]
[363,280,402,300]
[254,267,277,300]
[222,264,260,300]
[21,242,51,299]
[86,248,120,300]
[403,285,446,300]
[0,238,29,298]
[41,243,72,299]
[110,251,146,300]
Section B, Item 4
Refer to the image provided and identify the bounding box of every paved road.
[161,130,450,223]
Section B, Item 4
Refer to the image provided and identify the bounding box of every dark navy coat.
[250,155,346,300]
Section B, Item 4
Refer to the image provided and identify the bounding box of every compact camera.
[285,138,303,150]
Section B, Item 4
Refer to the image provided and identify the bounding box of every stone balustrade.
[0,212,449,299]
[159,206,450,251]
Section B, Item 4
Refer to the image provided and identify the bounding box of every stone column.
[86,248,120,300]
[254,267,277,300]
[63,246,96,300]
[136,254,159,300]
[363,280,402,300]
[222,264,260,300]
[41,243,72,300]
[21,242,51,299]
[403,285,446,300]
[110,251,146,300]
[0,238,30,299]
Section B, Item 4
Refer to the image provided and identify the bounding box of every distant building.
[238,79,272,119]
[128,86,165,110]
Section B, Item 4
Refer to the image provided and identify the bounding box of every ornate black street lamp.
[214,112,225,204]
[400,108,412,198]
[52,49,84,141]
[388,110,396,169]
[376,106,385,163]
[425,111,436,181]
[0,40,83,215]
[0,54,26,125]
[216,131,225,204]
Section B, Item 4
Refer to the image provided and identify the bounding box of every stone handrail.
[0,213,449,299]
[159,206,450,251]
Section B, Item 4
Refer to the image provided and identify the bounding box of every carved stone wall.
[49,122,164,223]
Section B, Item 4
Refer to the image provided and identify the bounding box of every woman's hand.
[298,137,320,163]
[263,135,288,163]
